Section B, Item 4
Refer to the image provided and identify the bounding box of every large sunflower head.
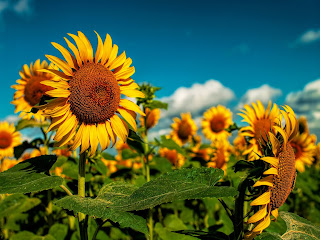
[290,132,316,172]
[202,105,233,142]
[239,100,280,160]
[245,105,298,238]
[140,107,160,130]
[11,60,58,122]
[38,31,145,155]
[170,113,197,146]
[0,122,22,158]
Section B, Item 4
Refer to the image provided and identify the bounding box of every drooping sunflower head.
[0,122,22,158]
[140,108,160,130]
[170,113,197,146]
[245,105,298,238]
[38,31,145,155]
[11,60,58,122]
[239,100,280,160]
[202,105,233,142]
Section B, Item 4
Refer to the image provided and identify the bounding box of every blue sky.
[1,0,320,139]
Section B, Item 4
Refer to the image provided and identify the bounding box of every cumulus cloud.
[0,0,33,18]
[236,84,282,110]
[285,79,320,137]
[147,79,235,140]
[293,29,320,45]
[160,79,235,118]
[1,114,19,124]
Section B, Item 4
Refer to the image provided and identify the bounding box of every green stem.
[78,151,88,240]
[234,178,250,240]
[92,219,108,240]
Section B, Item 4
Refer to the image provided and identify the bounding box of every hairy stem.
[78,151,88,240]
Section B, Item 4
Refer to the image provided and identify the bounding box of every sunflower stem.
[78,151,88,240]
[234,178,250,240]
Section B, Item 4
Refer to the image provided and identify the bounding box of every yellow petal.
[64,37,82,67]
[54,114,77,141]
[101,34,112,65]
[105,121,117,147]
[109,51,126,70]
[263,168,278,175]
[78,31,93,62]
[94,31,104,63]
[247,205,267,223]
[97,123,109,151]
[46,89,70,98]
[89,124,98,155]
[68,33,88,63]
[250,191,270,206]
[110,115,128,142]
[121,89,145,98]
[54,124,77,147]
[105,44,118,68]
[41,80,70,89]
[117,107,137,131]
[37,69,72,80]
[45,55,73,76]
[81,124,90,153]
[271,209,278,219]
[253,175,274,187]
[114,66,135,79]
[253,214,271,232]
[71,123,85,150]
[261,157,279,168]
[119,99,145,116]
[51,42,77,69]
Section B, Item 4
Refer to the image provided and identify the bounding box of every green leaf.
[127,129,145,154]
[111,168,238,211]
[101,152,116,160]
[10,231,56,240]
[146,100,168,110]
[93,158,107,176]
[0,155,63,194]
[15,118,50,131]
[154,223,198,240]
[150,157,173,173]
[257,211,320,240]
[0,194,41,218]
[55,182,148,235]
[156,136,185,154]
[49,223,68,240]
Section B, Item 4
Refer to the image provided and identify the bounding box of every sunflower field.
[1,31,320,240]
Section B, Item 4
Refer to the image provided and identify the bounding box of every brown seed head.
[270,143,296,210]
[24,76,53,106]
[0,131,12,149]
[69,63,120,124]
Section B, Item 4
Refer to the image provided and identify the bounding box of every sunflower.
[0,122,22,158]
[202,105,233,142]
[159,147,185,168]
[233,132,248,158]
[207,140,231,173]
[239,101,280,160]
[245,105,298,239]
[290,132,316,172]
[11,60,58,122]
[140,107,160,130]
[0,158,19,172]
[171,113,197,146]
[38,31,145,155]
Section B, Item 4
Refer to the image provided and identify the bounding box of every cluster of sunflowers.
[0,31,319,240]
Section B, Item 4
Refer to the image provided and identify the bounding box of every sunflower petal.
[89,124,99,155]
[250,191,270,206]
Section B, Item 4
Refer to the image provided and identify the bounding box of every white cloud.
[294,29,320,45]
[160,79,235,118]
[236,84,282,110]
[0,0,33,18]
[285,79,320,137]
[1,114,19,124]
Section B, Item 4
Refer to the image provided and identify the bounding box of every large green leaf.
[49,223,68,240]
[257,211,320,240]
[55,182,148,235]
[0,155,63,194]
[10,231,56,240]
[0,194,41,218]
[111,168,238,211]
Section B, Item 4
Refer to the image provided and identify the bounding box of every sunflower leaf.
[146,100,168,110]
[54,182,148,235]
[110,168,238,211]
[156,135,185,155]
[15,118,50,131]
[0,155,63,194]
[256,211,320,240]
[127,129,145,154]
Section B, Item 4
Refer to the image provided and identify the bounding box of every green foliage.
[15,118,50,131]
[155,136,185,154]
[0,194,40,218]
[48,223,68,240]
[10,231,56,240]
[257,211,320,240]
[0,155,63,194]
[127,129,145,154]
[55,182,148,234]
[111,168,237,211]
